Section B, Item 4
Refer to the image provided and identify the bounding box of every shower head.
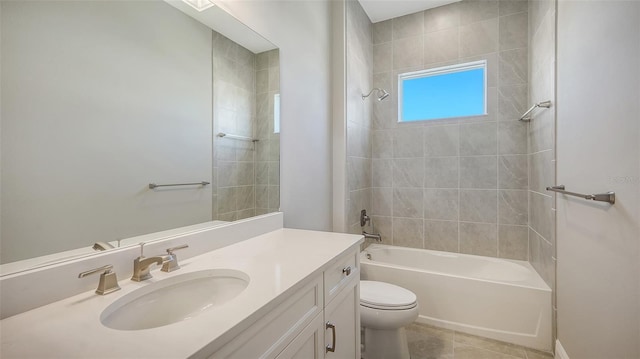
[362,88,390,101]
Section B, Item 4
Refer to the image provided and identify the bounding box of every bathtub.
[360,244,552,351]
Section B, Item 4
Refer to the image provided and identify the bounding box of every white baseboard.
[555,340,570,359]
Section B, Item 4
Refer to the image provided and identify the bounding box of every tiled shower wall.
[367,0,531,259]
[212,31,280,221]
[528,0,557,340]
[255,49,281,215]
[346,0,373,234]
[213,31,257,221]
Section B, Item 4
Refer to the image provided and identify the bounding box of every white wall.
[216,0,334,231]
[556,1,640,357]
[1,1,213,262]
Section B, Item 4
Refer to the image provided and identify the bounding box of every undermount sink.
[100,269,249,331]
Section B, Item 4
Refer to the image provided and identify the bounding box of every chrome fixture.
[92,241,114,251]
[161,244,189,272]
[216,132,259,143]
[546,185,615,204]
[362,88,390,101]
[132,256,169,281]
[363,231,382,242]
[326,322,336,353]
[149,181,210,189]
[78,264,120,295]
[519,100,552,121]
[131,243,173,281]
[342,266,352,276]
[360,209,371,227]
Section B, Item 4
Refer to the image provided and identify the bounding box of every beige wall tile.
[393,36,424,69]
[499,155,528,189]
[393,158,424,187]
[529,149,554,194]
[393,11,424,39]
[498,84,528,121]
[393,127,424,157]
[460,18,499,57]
[424,125,459,156]
[499,189,528,224]
[393,217,424,248]
[424,157,459,188]
[499,0,528,16]
[460,189,498,223]
[424,28,459,64]
[529,191,554,243]
[460,156,498,189]
[459,222,498,257]
[460,122,498,155]
[424,189,459,220]
[373,42,392,74]
[459,0,499,25]
[372,158,393,187]
[424,2,460,33]
[529,228,555,288]
[498,224,528,260]
[499,12,528,51]
[372,187,393,216]
[373,19,392,44]
[499,48,528,85]
[393,188,424,218]
[498,121,528,154]
[424,220,459,252]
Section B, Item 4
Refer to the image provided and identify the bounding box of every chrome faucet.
[363,231,382,242]
[131,243,173,282]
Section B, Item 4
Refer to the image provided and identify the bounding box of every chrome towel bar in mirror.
[148,182,210,189]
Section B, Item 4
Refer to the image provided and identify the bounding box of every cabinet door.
[324,278,359,359]
[277,314,324,359]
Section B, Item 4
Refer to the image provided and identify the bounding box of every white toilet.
[360,280,419,359]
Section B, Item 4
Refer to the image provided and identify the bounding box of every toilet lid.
[360,281,417,309]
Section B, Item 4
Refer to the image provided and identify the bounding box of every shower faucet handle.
[360,209,371,227]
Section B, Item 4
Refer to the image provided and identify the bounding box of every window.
[274,93,280,134]
[398,60,487,122]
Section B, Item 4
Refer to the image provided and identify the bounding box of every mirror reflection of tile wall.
[212,32,279,221]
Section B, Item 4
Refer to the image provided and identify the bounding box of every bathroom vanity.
[0,218,363,358]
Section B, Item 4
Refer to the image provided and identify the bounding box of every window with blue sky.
[398,60,487,122]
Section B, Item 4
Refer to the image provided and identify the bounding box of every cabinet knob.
[342,266,352,276]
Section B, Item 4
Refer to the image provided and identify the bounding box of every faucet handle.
[162,244,189,272]
[166,244,189,255]
[78,264,121,295]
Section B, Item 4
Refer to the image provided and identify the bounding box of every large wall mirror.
[0,0,280,272]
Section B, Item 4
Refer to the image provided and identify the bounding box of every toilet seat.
[360,280,417,310]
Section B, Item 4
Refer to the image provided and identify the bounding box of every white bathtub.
[360,244,552,351]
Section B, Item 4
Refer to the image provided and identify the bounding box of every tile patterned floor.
[406,323,554,359]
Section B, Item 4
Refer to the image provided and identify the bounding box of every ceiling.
[164,0,277,53]
[358,0,461,23]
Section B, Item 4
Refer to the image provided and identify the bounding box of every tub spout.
[363,231,382,242]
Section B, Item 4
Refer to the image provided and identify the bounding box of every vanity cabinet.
[211,249,360,359]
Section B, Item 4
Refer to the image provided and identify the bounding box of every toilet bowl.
[360,280,419,359]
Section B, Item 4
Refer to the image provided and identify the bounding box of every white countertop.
[0,228,363,358]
